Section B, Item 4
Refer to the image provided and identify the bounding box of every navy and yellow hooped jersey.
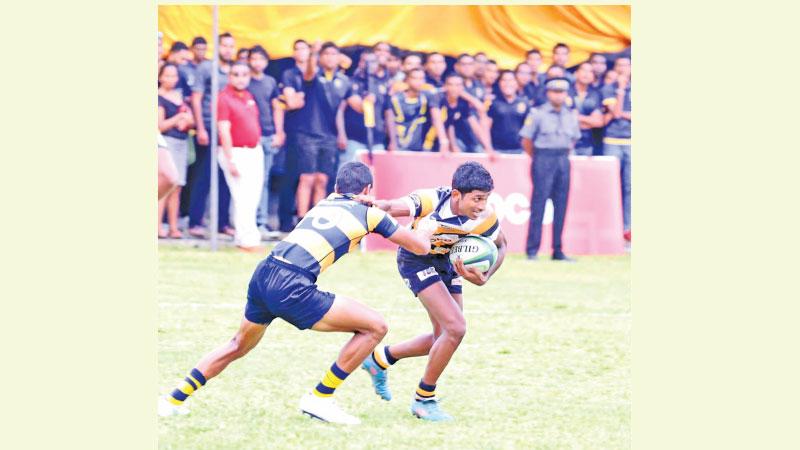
[271,194,399,276]
[401,187,500,256]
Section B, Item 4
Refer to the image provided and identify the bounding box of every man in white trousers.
[217,62,264,252]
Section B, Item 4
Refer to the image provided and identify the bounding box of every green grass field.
[159,246,630,449]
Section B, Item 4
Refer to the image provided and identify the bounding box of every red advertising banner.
[360,151,625,255]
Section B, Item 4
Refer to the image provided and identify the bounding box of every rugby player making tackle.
[158,162,438,424]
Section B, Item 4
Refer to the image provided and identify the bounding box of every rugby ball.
[449,235,498,273]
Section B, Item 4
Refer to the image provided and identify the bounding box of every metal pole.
[209,5,219,251]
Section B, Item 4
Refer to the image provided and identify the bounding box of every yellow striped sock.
[313,362,350,398]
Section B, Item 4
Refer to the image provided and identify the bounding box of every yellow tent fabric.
[159,5,630,69]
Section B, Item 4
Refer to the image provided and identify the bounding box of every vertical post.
[209,5,220,251]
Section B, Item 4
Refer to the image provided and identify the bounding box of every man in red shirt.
[217,62,264,251]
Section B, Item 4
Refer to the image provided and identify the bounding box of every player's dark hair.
[237,48,250,57]
[452,161,493,194]
[320,41,339,53]
[488,59,497,65]
[457,53,472,62]
[553,42,570,52]
[191,36,207,46]
[389,46,402,58]
[526,48,541,57]
[250,45,269,60]
[293,39,309,49]
[336,162,373,194]
[474,51,487,58]
[219,32,233,42]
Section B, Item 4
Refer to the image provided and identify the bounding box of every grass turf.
[158,246,630,449]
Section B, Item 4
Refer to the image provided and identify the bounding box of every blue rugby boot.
[410,397,453,422]
[361,357,392,401]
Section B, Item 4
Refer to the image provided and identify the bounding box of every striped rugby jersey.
[401,187,500,255]
[271,193,399,276]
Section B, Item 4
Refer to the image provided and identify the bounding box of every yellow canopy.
[159,5,630,69]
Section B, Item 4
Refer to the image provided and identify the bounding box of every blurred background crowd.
[157,20,631,250]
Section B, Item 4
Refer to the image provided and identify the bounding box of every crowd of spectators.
[157,31,632,248]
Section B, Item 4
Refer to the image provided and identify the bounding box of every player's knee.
[444,318,467,342]
[370,319,388,340]
[228,335,252,359]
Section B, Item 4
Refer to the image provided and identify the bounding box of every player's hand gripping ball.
[449,235,498,273]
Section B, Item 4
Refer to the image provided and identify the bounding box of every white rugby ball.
[449,235,498,273]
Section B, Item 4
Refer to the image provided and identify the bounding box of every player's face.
[192,43,207,61]
[444,77,463,97]
[426,54,446,77]
[526,52,542,71]
[293,42,310,63]
[237,49,249,62]
[455,189,491,220]
[498,73,518,96]
[230,65,251,90]
[407,70,425,91]
[576,63,594,85]
[249,52,268,74]
[159,65,179,89]
[218,37,236,63]
[515,64,532,86]
[320,47,340,71]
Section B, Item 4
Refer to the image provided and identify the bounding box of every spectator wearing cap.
[217,62,264,251]
[532,65,566,106]
[519,77,581,262]
[247,45,285,234]
[157,63,194,238]
[486,70,530,154]
[569,62,603,156]
[601,57,632,241]
[186,32,235,238]
[295,41,353,218]
[552,43,576,84]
